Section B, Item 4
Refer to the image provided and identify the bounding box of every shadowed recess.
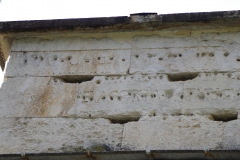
[212,111,238,122]
[167,73,199,81]
[56,75,94,83]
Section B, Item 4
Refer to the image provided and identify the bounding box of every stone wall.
[1,28,240,153]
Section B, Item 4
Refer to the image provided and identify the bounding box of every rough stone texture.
[182,72,240,118]
[5,37,131,77]
[2,19,240,154]
[122,115,224,150]
[0,77,76,117]
[0,118,123,154]
[223,120,240,150]
[130,33,240,73]
[5,50,131,76]
[10,37,131,52]
[76,73,183,119]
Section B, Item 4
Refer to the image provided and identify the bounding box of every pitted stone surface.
[122,115,223,150]
[0,77,76,117]
[182,72,240,117]
[0,118,123,154]
[6,49,131,77]
[75,72,183,119]
[130,33,240,73]
[2,28,240,154]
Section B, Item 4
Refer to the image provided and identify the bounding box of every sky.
[0,0,240,21]
[0,0,240,84]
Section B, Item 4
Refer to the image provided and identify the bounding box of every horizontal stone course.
[0,118,123,154]
[6,49,131,77]
[1,115,240,154]
[76,72,183,119]
[1,72,240,119]
[122,115,224,150]
[130,33,240,74]
[182,72,240,117]
[11,37,131,51]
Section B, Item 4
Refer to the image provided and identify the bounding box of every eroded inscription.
[182,72,240,116]
[75,73,183,118]
[6,50,131,77]
[130,34,240,73]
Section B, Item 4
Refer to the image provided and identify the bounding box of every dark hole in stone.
[224,52,229,57]
[213,111,238,122]
[109,116,140,124]
[56,75,94,83]
[96,80,101,84]
[67,56,72,61]
[209,52,214,57]
[167,73,199,81]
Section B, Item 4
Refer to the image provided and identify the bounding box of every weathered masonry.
[1,11,240,159]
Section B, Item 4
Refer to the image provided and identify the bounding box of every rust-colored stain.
[28,84,54,117]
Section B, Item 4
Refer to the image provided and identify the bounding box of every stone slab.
[130,33,240,73]
[0,77,76,118]
[76,72,183,120]
[11,37,131,51]
[5,49,131,77]
[121,115,223,150]
[223,120,240,150]
[0,118,123,154]
[182,72,240,118]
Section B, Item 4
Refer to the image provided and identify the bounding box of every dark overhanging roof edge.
[0,10,240,33]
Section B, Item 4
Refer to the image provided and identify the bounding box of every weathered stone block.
[0,118,123,153]
[121,115,223,150]
[75,72,183,120]
[5,49,131,77]
[223,120,240,150]
[130,34,240,73]
[11,37,131,51]
[182,72,240,118]
[0,77,76,117]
